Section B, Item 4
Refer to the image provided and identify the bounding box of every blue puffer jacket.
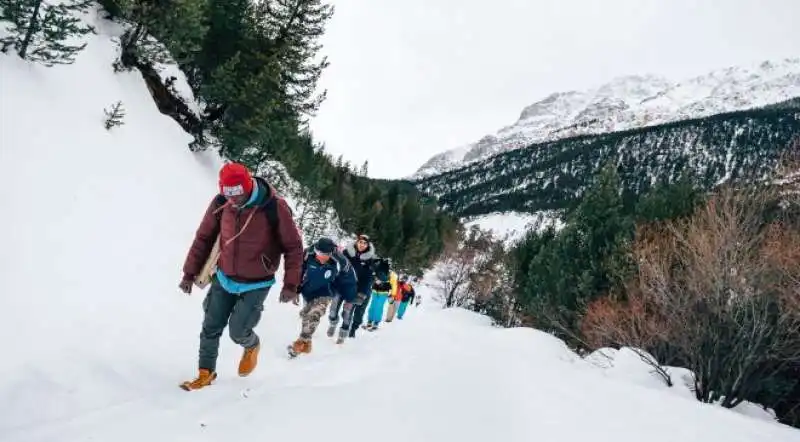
[343,242,378,295]
[299,247,358,302]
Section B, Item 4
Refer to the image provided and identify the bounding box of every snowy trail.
[1,9,799,442]
[3,301,799,442]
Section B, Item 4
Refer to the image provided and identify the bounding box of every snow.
[464,210,564,244]
[1,10,799,442]
[413,58,800,178]
[584,348,781,423]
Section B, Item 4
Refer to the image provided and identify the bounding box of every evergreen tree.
[253,0,333,117]
[513,163,635,341]
[0,0,95,66]
[635,174,703,223]
[103,101,126,129]
[113,0,208,68]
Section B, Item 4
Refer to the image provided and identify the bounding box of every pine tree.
[103,101,126,130]
[113,0,208,68]
[252,0,334,117]
[0,0,95,66]
[513,163,635,341]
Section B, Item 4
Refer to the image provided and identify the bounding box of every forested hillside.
[415,101,800,217]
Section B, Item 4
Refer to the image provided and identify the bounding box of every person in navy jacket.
[288,237,357,356]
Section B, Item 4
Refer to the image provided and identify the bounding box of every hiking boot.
[336,330,347,344]
[180,368,217,391]
[238,343,260,377]
[291,338,312,355]
[326,324,336,338]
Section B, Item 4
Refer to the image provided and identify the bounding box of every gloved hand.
[179,277,193,295]
[280,287,298,303]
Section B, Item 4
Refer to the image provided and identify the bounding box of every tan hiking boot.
[238,343,260,377]
[291,338,312,355]
[180,368,217,391]
[290,339,304,355]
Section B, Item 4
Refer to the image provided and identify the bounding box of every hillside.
[414,101,800,217]
[414,58,800,178]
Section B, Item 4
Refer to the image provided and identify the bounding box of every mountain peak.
[412,58,800,179]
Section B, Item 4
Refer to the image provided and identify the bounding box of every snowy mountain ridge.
[414,58,800,177]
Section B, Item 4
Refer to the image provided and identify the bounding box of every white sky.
[307,0,800,179]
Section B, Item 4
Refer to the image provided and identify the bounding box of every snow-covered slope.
[415,58,800,177]
[463,211,563,245]
[2,11,799,442]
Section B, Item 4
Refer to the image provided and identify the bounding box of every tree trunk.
[19,0,43,60]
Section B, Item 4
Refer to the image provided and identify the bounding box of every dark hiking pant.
[349,292,369,337]
[299,296,332,340]
[328,294,355,335]
[198,280,271,371]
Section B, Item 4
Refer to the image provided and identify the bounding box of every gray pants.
[328,294,354,334]
[199,280,270,371]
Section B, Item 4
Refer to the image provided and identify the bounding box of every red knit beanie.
[219,162,253,197]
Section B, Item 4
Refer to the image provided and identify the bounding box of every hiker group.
[178,162,418,390]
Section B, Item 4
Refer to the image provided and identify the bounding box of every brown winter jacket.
[182,177,304,292]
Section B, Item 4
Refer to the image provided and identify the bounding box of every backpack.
[373,258,390,282]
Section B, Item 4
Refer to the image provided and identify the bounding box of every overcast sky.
[307,0,800,179]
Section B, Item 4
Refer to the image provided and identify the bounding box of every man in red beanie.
[178,162,304,390]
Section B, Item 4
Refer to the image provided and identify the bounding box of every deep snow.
[1,9,799,442]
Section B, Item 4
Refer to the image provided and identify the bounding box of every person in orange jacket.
[396,277,415,319]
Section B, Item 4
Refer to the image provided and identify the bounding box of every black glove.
[280,287,299,303]
[179,278,193,295]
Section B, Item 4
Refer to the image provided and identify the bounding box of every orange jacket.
[395,282,413,302]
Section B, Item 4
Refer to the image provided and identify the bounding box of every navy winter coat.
[343,242,378,295]
[299,247,358,302]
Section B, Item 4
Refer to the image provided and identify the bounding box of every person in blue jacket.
[328,234,378,340]
[288,237,357,357]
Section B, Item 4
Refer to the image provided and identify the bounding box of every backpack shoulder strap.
[261,195,284,251]
[262,196,280,228]
[213,194,227,220]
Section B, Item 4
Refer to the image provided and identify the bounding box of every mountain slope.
[414,101,800,217]
[2,12,799,442]
[414,58,800,177]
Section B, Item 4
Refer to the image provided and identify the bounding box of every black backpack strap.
[212,194,227,221]
[262,196,284,252]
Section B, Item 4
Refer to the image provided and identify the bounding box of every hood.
[345,242,376,261]
[249,176,277,208]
